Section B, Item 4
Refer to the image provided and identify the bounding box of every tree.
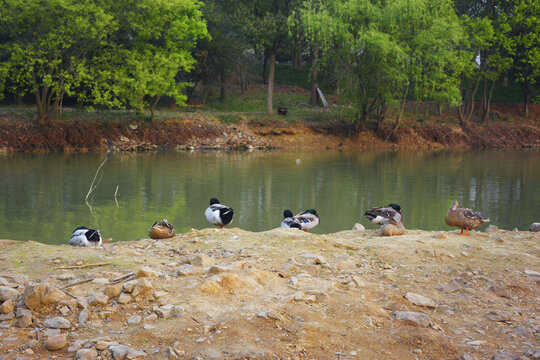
[0,0,114,124]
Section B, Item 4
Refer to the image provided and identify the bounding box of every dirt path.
[0,227,538,359]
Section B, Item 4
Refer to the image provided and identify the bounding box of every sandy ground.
[0,227,539,360]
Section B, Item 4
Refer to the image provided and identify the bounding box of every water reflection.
[0,150,538,244]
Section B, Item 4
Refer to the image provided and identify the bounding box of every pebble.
[75,348,98,360]
[109,345,146,359]
[43,316,71,329]
[257,310,280,320]
[137,266,159,278]
[24,284,66,310]
[176,264,196,276]
[45,333,68,351]
[529,223,540,232]
[0,299,15,314]
[352,223,365,231]
[127,315,142,325]
[492,351,519,360]
[78,309,89,326]
[191,254,215,267]
[0,286,18,302]
[117,292,132,304]
[92,278,109,284]
[123,281,137,293]
[485,310,512,322]
[88,293,108,306]
[43,329,61,336]
[531,350,540,359]
[195,337,206,343]
[485,225,499,233]
[404,292,436,308]
[57,273,76,281]
[392,311,430,327]
[132,278,153,298]
[104,285,122,298]
[315,256,327,265]
[466,340,487,346]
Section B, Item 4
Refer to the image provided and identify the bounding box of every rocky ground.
[0,226,539,360]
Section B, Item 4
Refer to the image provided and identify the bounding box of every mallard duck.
[148,219,175,239]
[281,210,302,229]
[381,217,405,236]
[364,203,402,224]
[205,198,234,228]
[69,226,102,246]
[294,209,320,231]
[445,200,489,235]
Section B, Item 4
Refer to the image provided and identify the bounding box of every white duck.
[69,226,102,246]
[294,209,320,231]
[205,198,234,228]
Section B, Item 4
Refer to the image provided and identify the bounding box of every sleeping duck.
[69,226,102,246]
[281,210,302,230]
[205,198,234,228]
[381,216,406,236]
[364,203,402,224]
[148,219,175,239]
[294,209,320,231]
[445,200,489,235]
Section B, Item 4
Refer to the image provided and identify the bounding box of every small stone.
[195,337,206,343]
[444,280,462,293]
[156,304,174,319]
[0,312,14,321]
[0,286,18,301]
[466,340,487,346]
[412,349,422,354]
[44,316,71,329]
[127,315,142,325]
[57,273,76,281]
[11,274,29,285]
[28,339,39,349]
[257,310,281,320]
[0,299,15,314]
[489,284,510,298]
[123,281,137,293]
[485,310,512,322]
[513,327,530,338]
[131,278,152,298]
[492,351,519,360]
[154,291,168,298]
[75,348,98,360]
[137,266,159,278]
[88,293,108,306]
[24,284,66,310]
[314,256,327,265]
[352,223,365,231]
[433,232,447,239]
[77,298,88,309]
[144,313,158,322]
[45,333,68,351]
[104,285,122,298]
[15,308,32,328]
[109,345,146,359]
[175,264,195,276]
[78,309,88,326]
[531,350,540,359]
[485,225,499,233]
[529,223,540,232]
[67,339,85,353]
[92,278,109,284]
[44,328,61,336]
[96,341,109,350]
[351,276,366,287]
[167,347,179,359]
[288,277,299,287]
[393,311,430,327]
[190,254,215,267]
[117,292,132,304]
[404,293,436,308]
[59,305,70,315]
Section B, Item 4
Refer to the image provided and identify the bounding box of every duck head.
[450,200,458,210]
[306,209,318,216]
[283,210,293,218]
[210,198,220,205]
[73,226,88,231]
[388,203,402,213]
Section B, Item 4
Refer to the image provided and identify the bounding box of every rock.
[492,351,519,360]
[314,256,327,265]
[190,254,215,267]
[513,326,530,338]
[24,284,65,310]
[45,333,68,351]
[461,353,476,360]
[352,223,365,231]
[0,286,18,302]
[167,347,179,359]
[156,304,173,319]
[530,223,540,232]
[489,284,510,298]
[117,292,132,304]
[136,266,159,278]
[467,340,487,346]
[78,309,88,326]
[257,310,281,320]
[109,345,146,359]
[44,328,61,336]
[392,311,430,327]
[88,293,108,306]
[127,315,142,325]
[404,293,436,308]
[0,312,14,321]
[75,348,98,360]
[443,279,463,293]
[92,277,109,284]
[96,341,109,350]
[144,313,158,322]
[485,225,499,233]
[104,285,122,298]
[132,279,152,298]
[57,273,76,281]
[43,316,71,329]
[67,339,85,353]
[175,264,195,276]
[485,310,512,322]
[208,265,233,273]
[59,305,70,315]
[351,276,366,287]
[154,291,168,298]
[15,308,32,328]
[0,299,15,314]
[531,350,540,359]
[433,232,447,239]
[10,274,29,285]
[123,281,137,293]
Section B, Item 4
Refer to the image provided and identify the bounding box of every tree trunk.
[266,52,276,115]
[393,85,409,130]
[309,46,319,106]
[220,71,227,102]
[262,54,268,85]
[457,78,480,127]
[523,80,531,117]
[481,79,495,122]
[150,95,161,123]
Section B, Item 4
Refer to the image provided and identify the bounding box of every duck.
[69,226,102,246]
[205,198,234,228]
[445,200,489,235]
[364,203,402,224]
[294,209,320,231]
[281,210,302,230]
[381,216,406,236]
[148,219,175,239]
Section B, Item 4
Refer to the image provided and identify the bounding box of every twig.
[54,262,112,270]
[109,272,136,285]
[114,185,119,207]
[60,289,77,299]
[85,157,108,202]
[60,278,93,290]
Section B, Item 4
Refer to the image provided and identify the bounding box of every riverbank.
[0,227,539,359]
[0,103,539,152]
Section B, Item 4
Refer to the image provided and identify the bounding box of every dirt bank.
[0,227,539,359]
[0,106,538,152]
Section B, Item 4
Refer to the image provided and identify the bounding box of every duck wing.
[281,217,302,229]
[210,204,234,226]
[364,207,400,224]
[463,209,489,222]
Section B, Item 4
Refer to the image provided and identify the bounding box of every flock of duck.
[69,198,490,246]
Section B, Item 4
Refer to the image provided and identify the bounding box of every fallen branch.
[60,288,77,299]
[54,262,112,270]
[60,278,93,290]
[109,272,136,285]
[85,157,108,202]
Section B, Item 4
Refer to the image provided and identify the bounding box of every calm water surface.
[0,150,538,244]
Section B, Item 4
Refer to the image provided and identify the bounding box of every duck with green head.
[294,209,320,231]
[364,203,402,225]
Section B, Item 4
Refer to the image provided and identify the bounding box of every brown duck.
[381,217,405,236]
[445,200,489,235]
[148,219,175,239]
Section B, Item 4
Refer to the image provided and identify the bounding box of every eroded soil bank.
[0,227,539,359]
[0,111,539,152]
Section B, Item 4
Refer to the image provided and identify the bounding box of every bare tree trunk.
[266,52,276,115]
[523,80,531,117]
[309,46,319,106]
[220,71,227,102]
[393,85,409,130]
[457,78,480,127]
[481,79,495,122]
[150,95,161,123]
[262,54,268,85]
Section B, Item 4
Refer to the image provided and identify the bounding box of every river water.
[0,150,538,244]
